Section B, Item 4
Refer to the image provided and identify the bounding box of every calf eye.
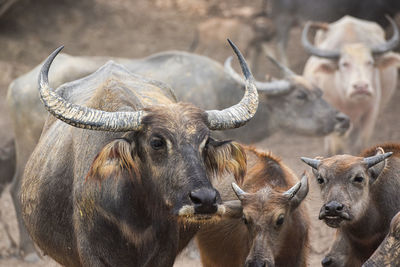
[242,215,248,225]
[354,176,364,183]
[276,214,285,226]
[295,90,307,100]
[150,137,165,150]
[317,176,325,184]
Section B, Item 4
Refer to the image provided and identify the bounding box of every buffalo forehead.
[320,155,365,177]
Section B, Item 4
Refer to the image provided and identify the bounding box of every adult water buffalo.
[20,41,257,266]
[196,146,310,267]
[363,211,400,267]
[301,143,400,266]
[6,46,348,258]
[270,0,400,65]
[303,16,400,155]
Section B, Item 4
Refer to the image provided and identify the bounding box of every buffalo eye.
[150,137,165,150]
[354,176,364,183]
[341,62,350,68]
[242,215,248,225]
[276,214,285,226]
[295,90,307,100]
[317,176,325,184]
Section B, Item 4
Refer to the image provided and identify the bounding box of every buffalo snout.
[334,112,350,135]
[245,258,272,267]
[319,201,351,228]
[189,188,220,214]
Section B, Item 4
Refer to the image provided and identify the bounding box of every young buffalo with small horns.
[20,40,258,267]
[196,146,310,267]
[301,143,400,266]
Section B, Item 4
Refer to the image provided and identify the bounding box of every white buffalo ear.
[223,200,243,219]
[376,52,400,69]
[283,173,309,209]
[313,61,337,74]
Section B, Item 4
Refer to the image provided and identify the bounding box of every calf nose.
[245,259,267,267]
[189,188,218,214]
[325,201,344,214]
[322,256,333,266]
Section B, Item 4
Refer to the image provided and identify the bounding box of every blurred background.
[0,0,399,266]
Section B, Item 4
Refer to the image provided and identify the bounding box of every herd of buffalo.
[0,11,400,267]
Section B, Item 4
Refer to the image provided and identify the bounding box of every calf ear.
[284,173,309,209]
[86,138,139,183]
[313,61,337,75]
[367,147,390,183]
[376,52,400,69]
[205,140,247,184]
[223,200,243,219]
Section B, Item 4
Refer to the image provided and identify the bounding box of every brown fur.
[311,143,400,266]
[196,145,310,267]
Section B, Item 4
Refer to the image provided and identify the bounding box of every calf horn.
[224,56,292,96]
[363,152,393,168]
[206,39,259,130]
[371,15,400,55]
[300,157,321,169]
[231,182,248,200]
[302,22,341,59]
[38,46,146,132]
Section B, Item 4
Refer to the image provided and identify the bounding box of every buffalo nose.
[335,112,350,129]
[325,201,344,213]
[189,188,218,214]
[353,82,369,92]
[322,256,333,266]
[246,259,267,267]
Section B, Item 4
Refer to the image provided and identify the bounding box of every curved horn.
[302,22,341,59]
[283,173,308,199]
[266,54,296,77]
[363,152,393,168]
[300,157,321,169]
[38,46,145,131]
[206,39,259,130]
[224,56,292,95]
[231,182,248,200]
[371,15,400,55]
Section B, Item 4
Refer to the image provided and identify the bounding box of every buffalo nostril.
[336,204,344,211]
[189,192,202,205]
[322,257,332,266]
[189,188,218,214]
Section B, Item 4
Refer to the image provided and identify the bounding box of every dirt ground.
[0,0,399,266]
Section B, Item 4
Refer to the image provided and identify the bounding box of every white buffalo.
[302,16,400,154]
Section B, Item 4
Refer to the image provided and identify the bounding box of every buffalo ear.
[313,61,337,74]
[368,147,388,183]
[86,138,139,182]
[284,173,309,209]
[204,140,247,184]
[223,200,243,219]
[376,52,400,69]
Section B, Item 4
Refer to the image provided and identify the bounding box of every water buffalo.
[301,143,400,266]
[196,146,310,267]
[270,0,400,65]
[6,45,348,258]
[363,211,400,267]
[302,16,400,155]
[20,40,258,266]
